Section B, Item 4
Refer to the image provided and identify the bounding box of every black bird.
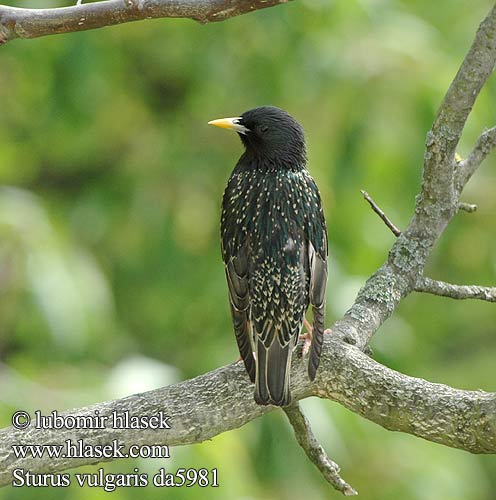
[209,106,328,406]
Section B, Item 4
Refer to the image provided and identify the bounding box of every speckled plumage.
[214,107,328,407]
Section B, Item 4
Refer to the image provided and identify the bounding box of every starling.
[209,106,328,407]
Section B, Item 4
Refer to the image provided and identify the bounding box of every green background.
[1,0,495,498]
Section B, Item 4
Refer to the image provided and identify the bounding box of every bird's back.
[222,159,327,406]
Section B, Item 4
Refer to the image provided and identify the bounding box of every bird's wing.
[307,240,327,380]
[251,230,309,407]
[305,179,328,381]
[223,240,256,382]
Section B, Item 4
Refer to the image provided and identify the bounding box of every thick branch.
[337,3,496,350]
[284,403,357,496]
[421,7,496,208]
[415,277,496,302]
[456,126,496,191]
[1,335,495,487]
[0,0,291,45]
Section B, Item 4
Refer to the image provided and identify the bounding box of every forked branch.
[0,0,495,496]
[456,126,496,191]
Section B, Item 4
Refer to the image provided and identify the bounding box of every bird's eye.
[259,126,269,134]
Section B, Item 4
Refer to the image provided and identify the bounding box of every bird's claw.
[300,318,313,356]
[302,336,312,357]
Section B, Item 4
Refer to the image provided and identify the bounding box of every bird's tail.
[229,304,256,382]
[254,339,292,407]
[308,303,325,381]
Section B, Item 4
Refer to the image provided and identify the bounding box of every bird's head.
[209,106,306,167]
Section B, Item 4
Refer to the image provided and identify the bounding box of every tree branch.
[335,3,496,351]
[1,0,496,490]
[457,202,478,213]
[361,189,401,237]
[415,277,496,302]
[0,0,292,45]
[421,8,496,209]
[1,335,495,487]
[456,126,496,191]
[284,403,357,496]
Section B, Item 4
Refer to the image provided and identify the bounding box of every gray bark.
[1,338,495,487]
[284,403,358,496]
[0,0,292,45]
[415,277,496,302]
[0,0,495,491]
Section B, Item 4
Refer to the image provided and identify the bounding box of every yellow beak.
[208,117,249,134]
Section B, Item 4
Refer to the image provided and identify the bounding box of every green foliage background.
[1,0,495,498]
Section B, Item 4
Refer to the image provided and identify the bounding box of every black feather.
[308,243,328,381]
[219,106,328,406]
[224,241,255,381]
[255,339,292,406]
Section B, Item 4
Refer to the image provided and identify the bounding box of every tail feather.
[308,304,325,381]
[308,244,327,381]
[230,304,256,382]
[255,339,292,406]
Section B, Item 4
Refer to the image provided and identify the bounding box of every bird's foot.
[303,318,313,336]
[324,328,333,335]
[300,318,313,356]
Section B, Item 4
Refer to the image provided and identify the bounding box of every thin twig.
[284,403,357,496]
[457,202,478,213]
[456,126,496,191]
[361,190,401,237]
[415,277,496,302]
